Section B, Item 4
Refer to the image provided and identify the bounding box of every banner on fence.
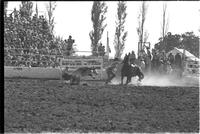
[60,58,103,69]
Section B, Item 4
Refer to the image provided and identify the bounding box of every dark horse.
[121,56,144,85]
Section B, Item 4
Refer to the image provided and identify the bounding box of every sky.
[7,1,200,58]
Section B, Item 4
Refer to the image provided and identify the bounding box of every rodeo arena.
[4,1,200,134]
[4,37,199,86]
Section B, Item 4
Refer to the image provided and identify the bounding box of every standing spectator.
[151,49,159,73]
[146,47,151,59]
[146,47,152,73]
[65,35,75,56]
[174,53,183,77]
[159,51,167,74]
[175,53,182,69]
[98,43,102,56]
[98,43,105,56]
[168,53,175,68]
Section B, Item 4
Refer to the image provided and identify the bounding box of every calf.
[62,67,98,85]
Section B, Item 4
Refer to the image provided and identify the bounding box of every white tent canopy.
[167,47,200,62]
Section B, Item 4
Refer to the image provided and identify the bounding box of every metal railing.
[184,58,199,75]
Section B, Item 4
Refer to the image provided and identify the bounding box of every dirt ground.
[4,78,199,133]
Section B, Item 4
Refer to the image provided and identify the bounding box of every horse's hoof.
[137,82,142,86]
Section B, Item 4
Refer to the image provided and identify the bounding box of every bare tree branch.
[144,30,149,43]
[161,3,169,39]
[137,1,148,55]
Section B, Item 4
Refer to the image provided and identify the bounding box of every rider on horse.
[129,51,136,65]
[121,53,144,85]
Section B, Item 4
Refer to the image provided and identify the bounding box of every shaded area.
[4,79,199,133]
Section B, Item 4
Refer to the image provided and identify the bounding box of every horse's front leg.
[125,77,129,85]
[126,76,131,85]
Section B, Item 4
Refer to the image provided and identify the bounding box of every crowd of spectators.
[4,9,76,68]
[124,46,184,76]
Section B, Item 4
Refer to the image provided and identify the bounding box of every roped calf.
[62,67,99,85]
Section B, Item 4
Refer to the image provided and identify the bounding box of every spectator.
[151,50,160,73]
[4,10,74,68]
[168,53,175,68]
[64,35,75,56]
[146,47,151,60]
[175,53,182,69]
[174,53,183,77]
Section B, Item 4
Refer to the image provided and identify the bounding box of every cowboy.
[123,54,128,63]
[129,51,136,65]
[105,58,120,84]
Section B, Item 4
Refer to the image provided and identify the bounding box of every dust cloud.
[111,73,199,87]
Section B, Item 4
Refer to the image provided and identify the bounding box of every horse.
[121,56,144,85]
[62,67,98,85]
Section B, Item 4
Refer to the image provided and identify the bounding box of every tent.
[166,47,200,62]
[167,47,199,75]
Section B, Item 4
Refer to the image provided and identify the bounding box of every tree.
[155,32,181,53]
[89,1,108,56]
[4,1,8,17]
[19,1,33,19]
[45,1,56,35]
[155,32,199,57]
[181,32,199,57]
[114,1,127,59]
[161,3,169,51]
[137,1,148,55]
[35,2,39,18]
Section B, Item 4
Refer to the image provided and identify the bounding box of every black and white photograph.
[4,1,199,133]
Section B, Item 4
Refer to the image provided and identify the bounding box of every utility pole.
[106,31,110,58]
[182,38,186,75]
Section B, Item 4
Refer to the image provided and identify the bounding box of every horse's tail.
[137,67,144,81]
[140,72,144,80]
